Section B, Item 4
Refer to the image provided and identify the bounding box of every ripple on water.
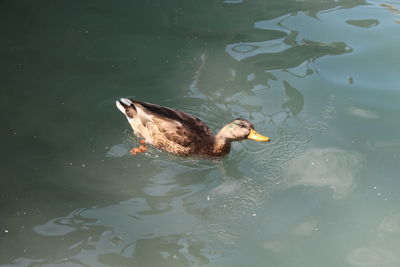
[109,82,337,253]
[185,95,338,249]
[240,124,314,185]
[32,208,93,237]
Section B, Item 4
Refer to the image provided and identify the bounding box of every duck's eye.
[233,120,247,128]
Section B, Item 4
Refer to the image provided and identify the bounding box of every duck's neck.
[210,133,231,157]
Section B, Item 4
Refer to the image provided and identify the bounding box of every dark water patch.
[346,19,379,28]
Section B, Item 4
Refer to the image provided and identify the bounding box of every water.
[1,0,400,266]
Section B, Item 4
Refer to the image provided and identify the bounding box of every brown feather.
[129,99,214,155]
[117,99,268,157]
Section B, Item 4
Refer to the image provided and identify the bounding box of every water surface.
[1,0,400,266]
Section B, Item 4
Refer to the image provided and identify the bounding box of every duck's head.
[217,118,270,142]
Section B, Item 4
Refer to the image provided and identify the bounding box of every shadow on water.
[0,0,381,266]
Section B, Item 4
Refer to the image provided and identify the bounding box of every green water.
[1,0,400,266]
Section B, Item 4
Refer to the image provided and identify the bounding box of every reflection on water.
[348,107,379,120]
[345,209,400,266]
[346,19,379,28]
[32,208,95,237]
[378,211,400,235]
[287,148,365,199]
[366,139,400,152]
[291,219,319,237]
[106,144,129,158]
[5,86,337,266]
[347,247,397,267]
[2,0,400,266]
[226,39,291,62]
[13,113,336,266]
[98,234,210,266]
[380,3,400,24]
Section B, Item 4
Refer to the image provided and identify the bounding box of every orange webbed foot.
[130,141,147,155]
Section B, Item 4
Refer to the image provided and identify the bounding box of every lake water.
[1,0,400,266]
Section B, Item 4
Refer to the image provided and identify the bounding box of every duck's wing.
[132,100,214,147]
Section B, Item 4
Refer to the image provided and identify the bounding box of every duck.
[116,98,270,157]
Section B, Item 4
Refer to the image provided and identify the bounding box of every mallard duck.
[116,98,270,157]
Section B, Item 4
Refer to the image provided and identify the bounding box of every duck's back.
[131,100,215,155]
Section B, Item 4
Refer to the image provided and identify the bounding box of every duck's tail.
[116,98,137,117]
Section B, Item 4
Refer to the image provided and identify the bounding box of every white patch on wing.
[116,101,125,114]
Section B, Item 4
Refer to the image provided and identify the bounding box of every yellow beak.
[247,129,270,142]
